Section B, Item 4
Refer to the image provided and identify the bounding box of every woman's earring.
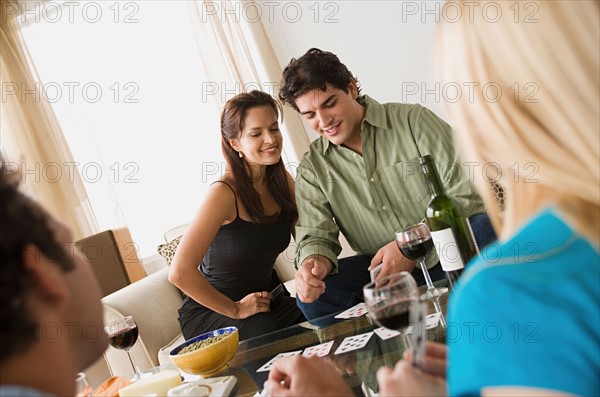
[238,151,243,158]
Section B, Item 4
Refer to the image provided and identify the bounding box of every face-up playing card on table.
[373,326,401,340]
[334,332,374,355]
[334,303,368,319]
[256,350,302,372]
[302,340,334,358]
[425,312,442,329]
[406,312,443,334]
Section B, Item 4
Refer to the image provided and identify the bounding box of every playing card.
[425,312,441,329]
[334,332,373,355]
[370,263,383,282]
[302,340,334,357]
[334,303,368,319]
[256,350,302,372]
[406,312,443,334]
[409,301,427,366]
[373,326,401,340]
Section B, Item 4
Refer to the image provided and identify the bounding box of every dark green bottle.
[419,155,478,288]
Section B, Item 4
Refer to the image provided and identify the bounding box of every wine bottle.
[419,155,478,288]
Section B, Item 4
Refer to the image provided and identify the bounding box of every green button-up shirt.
[294,95,484,271]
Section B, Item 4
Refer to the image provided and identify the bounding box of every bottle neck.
[420,157,446,198]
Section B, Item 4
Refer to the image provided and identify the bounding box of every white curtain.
[187,0,310,167]
[0,0,98,240]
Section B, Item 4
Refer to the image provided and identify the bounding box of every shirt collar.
[322,94,389,153]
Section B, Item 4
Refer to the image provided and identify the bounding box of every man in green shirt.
[279,48,493,320]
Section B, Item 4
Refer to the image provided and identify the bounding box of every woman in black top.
[169,91,305,340]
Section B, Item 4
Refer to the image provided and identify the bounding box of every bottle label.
[430,228,465,271]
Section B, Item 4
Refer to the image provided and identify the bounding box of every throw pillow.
[157,235,182,266]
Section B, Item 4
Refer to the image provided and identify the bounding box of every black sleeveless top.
[183,181,291,306]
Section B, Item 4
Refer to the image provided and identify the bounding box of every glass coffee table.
[218,283,449,396]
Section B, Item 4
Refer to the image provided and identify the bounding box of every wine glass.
[105,316,141,380]
[363,272,419,350]
[75,372,93,397]
[395,222,448,300]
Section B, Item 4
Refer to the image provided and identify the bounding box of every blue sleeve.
[448,262,600,397]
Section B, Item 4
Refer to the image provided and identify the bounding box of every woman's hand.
[265,356,353,397]
[377,360,447,397]
[403,341,448,378]
[235,291,272,319]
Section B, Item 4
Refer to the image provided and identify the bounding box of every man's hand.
[369,241,416,280]
[377,359,447,397]
[295,255,332,303]
[264,356,353,397]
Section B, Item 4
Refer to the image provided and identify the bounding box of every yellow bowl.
[169,327,239,376]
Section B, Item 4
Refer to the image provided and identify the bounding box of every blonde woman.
[263,1,599,396]
[377,1,600,395]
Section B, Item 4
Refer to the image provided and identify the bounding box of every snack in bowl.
[169,327,239,376]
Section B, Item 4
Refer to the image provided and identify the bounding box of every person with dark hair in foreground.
[0,157,108,397]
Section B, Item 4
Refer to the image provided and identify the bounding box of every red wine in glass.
[105,316,142,380]
[363,272,419,352]
[396,223,448,300]
[399,237,434,261]
[109,325,139,351]
[372,300,415,330]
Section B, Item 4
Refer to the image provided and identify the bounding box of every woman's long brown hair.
[220,90,297,230]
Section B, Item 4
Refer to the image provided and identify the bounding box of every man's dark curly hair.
[278,48,361,111]
[0,156,74,362]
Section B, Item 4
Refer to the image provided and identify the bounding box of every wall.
[262,0,447,138]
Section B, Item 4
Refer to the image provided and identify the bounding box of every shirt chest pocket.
[380,162,430,204]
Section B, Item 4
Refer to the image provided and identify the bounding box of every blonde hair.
[436,1,599,247]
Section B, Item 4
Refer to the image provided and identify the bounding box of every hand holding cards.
[409,301,427,367]
[270,284,284,307]
[370,263,383,282]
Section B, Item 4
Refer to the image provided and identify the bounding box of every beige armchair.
[102,268,185,377]
[75,228,146,297]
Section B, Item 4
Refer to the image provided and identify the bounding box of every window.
[19,1,226,258]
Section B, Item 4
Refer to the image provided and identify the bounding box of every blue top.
[448,208,600,396]
[0,386,52,397]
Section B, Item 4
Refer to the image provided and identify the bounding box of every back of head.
[279,48,361,111]
[437,1,599,245]
[0,157,74,362]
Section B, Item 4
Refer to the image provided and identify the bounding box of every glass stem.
[402,331,412,352]
[419,259,435,290]
[126,351,141,380]
[432,297,447,329]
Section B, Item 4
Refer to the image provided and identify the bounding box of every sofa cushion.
[101,268,184,375]
[158,333,186,367]
[157,236,182,266]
